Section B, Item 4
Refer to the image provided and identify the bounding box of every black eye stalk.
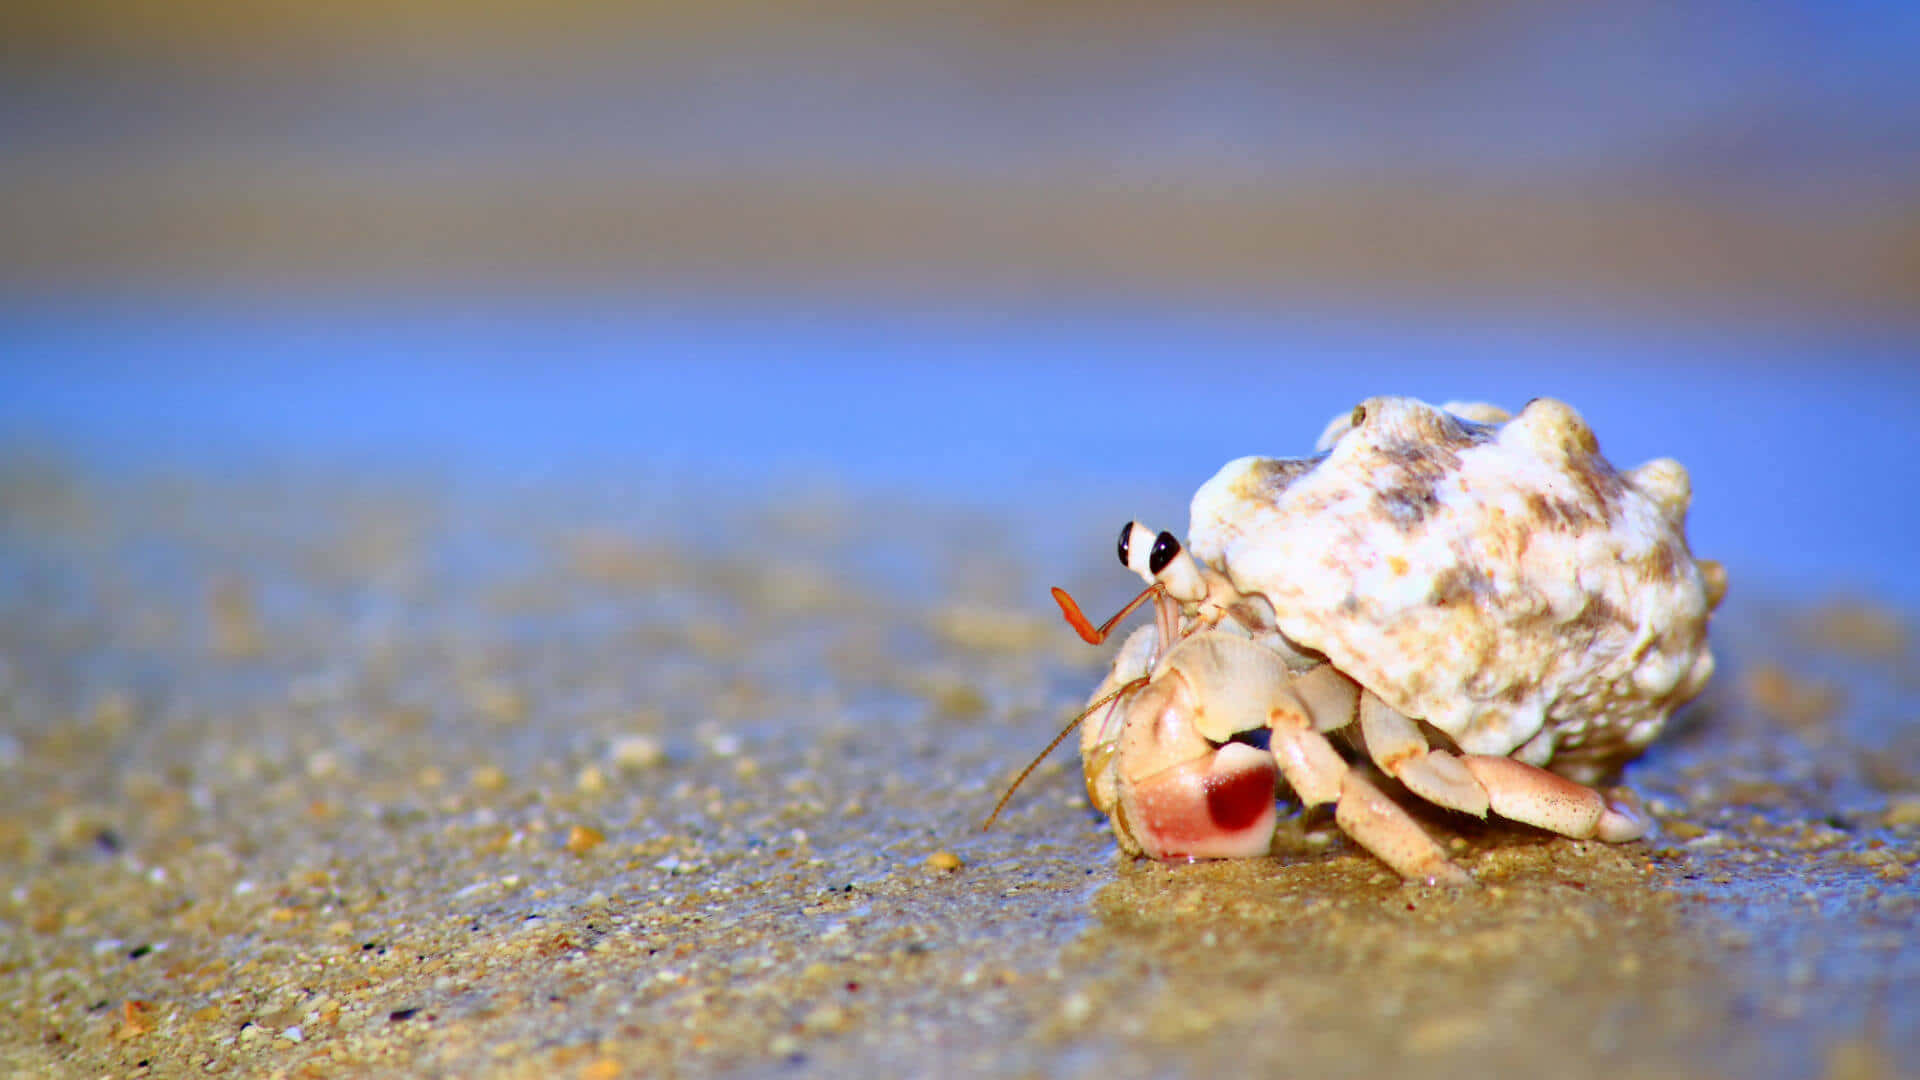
[1117,522,1184,580]
[1148,531,1180,576]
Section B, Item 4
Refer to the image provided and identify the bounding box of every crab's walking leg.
[1457,756,1650,842]
[1356,689,1647,842]
[1334,771,1473,886]
[1267,692,1472,886]
[1357,690,1492,818]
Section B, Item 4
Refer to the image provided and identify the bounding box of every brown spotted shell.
[1188,396,1722,779]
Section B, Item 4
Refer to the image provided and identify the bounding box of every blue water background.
[2,295,1914,607]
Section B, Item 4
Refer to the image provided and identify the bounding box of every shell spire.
[1504,397,1600,459]
[1627,458,1693,522]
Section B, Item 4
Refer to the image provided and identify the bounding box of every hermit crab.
[994,396,1725,885]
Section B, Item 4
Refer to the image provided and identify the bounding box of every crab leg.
[1287,664,1362,733]
[1457,756,1650,842]
[1267,699,1472,886]
[1334,771,1473,886]
[1357,690,1492,818]
[1356,689,1647,841]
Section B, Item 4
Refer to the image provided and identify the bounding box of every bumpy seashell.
[1189,396,1719,779]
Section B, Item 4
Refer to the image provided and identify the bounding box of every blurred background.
[2,0,1917,601]
[5,10,1918,1077]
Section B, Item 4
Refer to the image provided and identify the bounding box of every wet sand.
[1,464,1915,1078]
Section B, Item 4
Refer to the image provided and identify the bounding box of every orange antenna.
[1051,582,1162,645]
[981,674,1150,832]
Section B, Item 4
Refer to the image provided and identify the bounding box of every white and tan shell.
[1188,396,1724,780]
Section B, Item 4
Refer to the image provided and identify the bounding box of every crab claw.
[1112,671,1278,860]
[1120,742,1279,860]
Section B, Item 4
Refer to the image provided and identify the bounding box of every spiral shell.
[1189,396,1720,778]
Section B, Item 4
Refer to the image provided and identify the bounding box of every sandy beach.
[1,461,1913,1078]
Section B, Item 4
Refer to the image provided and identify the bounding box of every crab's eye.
[1148,531,1181,576]
[1351,404,1367,427]
[1116,521,1136,569]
